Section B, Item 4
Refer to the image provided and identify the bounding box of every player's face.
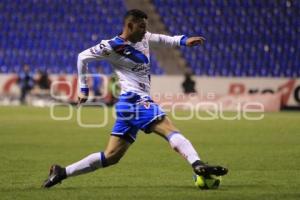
[129,18,147,43]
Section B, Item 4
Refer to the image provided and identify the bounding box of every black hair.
[124,9,148,22]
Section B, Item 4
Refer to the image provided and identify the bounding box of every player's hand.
[77,87,89,106]
[186,36,205,46]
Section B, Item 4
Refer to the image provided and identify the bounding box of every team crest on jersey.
[142,101,150,109]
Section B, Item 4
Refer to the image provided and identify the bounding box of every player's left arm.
[146,32,205,47]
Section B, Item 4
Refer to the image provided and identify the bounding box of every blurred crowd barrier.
[0,74,299,110]
[150,76,300,109]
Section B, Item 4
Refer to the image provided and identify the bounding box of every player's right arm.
[77,40,112,104]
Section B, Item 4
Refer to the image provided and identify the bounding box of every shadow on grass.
[0,184,200,193]
[45,185,196,191]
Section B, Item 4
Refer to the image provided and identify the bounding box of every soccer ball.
[193,174,221,189]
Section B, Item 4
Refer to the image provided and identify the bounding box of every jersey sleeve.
[77,40,112,88]
[145,31,187,47]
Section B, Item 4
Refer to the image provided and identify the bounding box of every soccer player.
[42,9,228,188]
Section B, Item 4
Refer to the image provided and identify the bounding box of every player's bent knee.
[106,156,122,166]
[152,117,180,137]
[104,151,124,166]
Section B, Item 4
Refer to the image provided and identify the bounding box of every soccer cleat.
[192,160,228,177]
[42,164,67,188]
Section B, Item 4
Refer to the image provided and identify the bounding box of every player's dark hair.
[124,9,148,22]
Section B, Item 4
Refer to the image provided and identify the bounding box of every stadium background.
[0,0,299,109]
[0,1,299,200]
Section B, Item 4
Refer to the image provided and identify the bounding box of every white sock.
[66,152,107,177]
[167,132,200,164]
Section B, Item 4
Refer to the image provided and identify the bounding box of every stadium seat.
[0,0,164,75]
[153,0,299,77]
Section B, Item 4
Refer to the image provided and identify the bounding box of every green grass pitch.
[0,106,300,200]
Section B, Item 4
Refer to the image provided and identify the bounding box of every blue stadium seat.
[0,0,164,75]
[153,0,299,77]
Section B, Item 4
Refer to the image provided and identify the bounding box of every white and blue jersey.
[77,31,187,143]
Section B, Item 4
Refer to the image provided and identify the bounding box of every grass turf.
[0,106,300,200]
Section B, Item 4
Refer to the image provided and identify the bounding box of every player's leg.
[104,135,131,165]
[150,116,228,176]
[66,135,131,176]
[42,135,131,188]
[151,116,200,164]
